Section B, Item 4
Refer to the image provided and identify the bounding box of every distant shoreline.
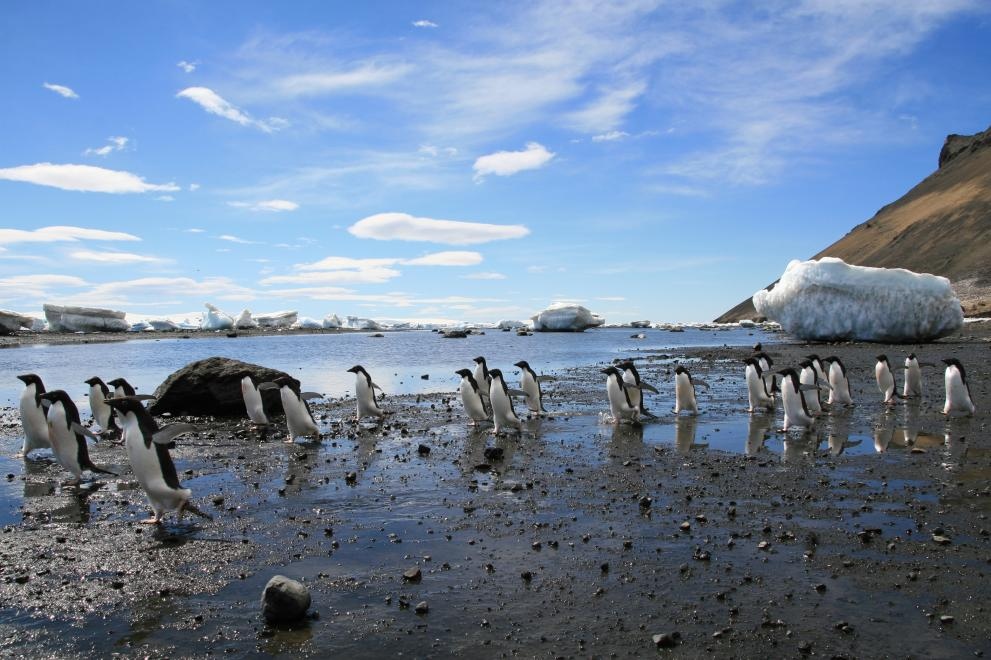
[0,326,374,349]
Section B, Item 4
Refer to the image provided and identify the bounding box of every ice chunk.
[497,319,527,330]
[200,303,235,331]
[292,317,322,329]
[322,314,342,329]
[147,319,180,331]
[0,309,35,333]
[531,303,605,332]
[255,310,297,328]
[753,258,964,342]
[235,309,258,329]
[43,304,129,332]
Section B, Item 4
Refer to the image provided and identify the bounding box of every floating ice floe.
[292,317,322,329]
[255,310,297,328]
[44,304,129,332]
[322,314,343,329]
[200,303,235,331]
[753,257,964,342]
[531,303,605,332]
[235,309,258,329]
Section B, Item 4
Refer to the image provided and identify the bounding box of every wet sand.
[1,328,990,658]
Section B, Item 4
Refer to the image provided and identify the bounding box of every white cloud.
[189,183,201,191]
[177,60,197,73]
[462,272,507,280]
[68,250,168,264]
[349,212,530,245]
[184,228,205,233]
[156,195,174,202]
[176,87,286,132]
[275,64,410,98]
[0,225,140,245]
[0,273,88,302]
[227,199,300,212]
[298,256,400,271]
[0,163,178,194]
[402,251,483,266]
[413,19,438,28]
[84,136,129,157]
[592,130,629,142]
[218,234,257,244]
[473,142,555,180]
[260,268,401,285]
[566,82,645,133]
[43,82,78,99]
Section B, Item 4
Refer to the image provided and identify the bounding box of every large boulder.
[261,575,311,624]
[44,304,128,332]
[753,257,964,342]
[531,303,605,332]
[150,357,296,417]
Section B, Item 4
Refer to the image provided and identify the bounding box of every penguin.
[104,396,211,524]
[903,353,934,399]
[942,358,976,417]
[488,368,523,435]
[513,360,550,414]
[38,390,116,483]
[455,369,490,425]
[806,354,828,384]
[775,368,816,431]
[875,355,900,405]
[753,351,773,373]
[107,377,137,398]
[346,365,386,421]
[16,373,50,457]
[824,356,854,406]
[618,360,659,418]
[472,357,492,393]
[798,359,823,415]
[673,366,708,415]
[84,376,120,436]
[602,366,640,425]
[259,376,322,440]
[743,358,775,413]
[238,372,269,426]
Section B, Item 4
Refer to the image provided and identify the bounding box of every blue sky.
[1,1,990,325]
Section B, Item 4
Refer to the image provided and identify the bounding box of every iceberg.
[44,304,129,332]
[235,309,258,329]
[753,258,964,342]
[322,314,343,329]
[497,319,527,330]
[0,309,35,333]
[147,319,180,331]
[292,317,322,329]
[200,303,235,331]
[255,310,298,328]
[129,320,152,332]
[531,303,605,332]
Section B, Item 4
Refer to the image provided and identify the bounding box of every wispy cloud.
[0,226,140,245]
[462,272,507,280]
[0,163,178,194]
[592,130,629,142]
[566,81,645,133]
[260,268,401,285]
[68,250,168,264]
[349,212,530,245]
[227,199,299,212]
[413,19,438,28]
[84,136,129,157]
[176,86,287,132]
[217,234,258,244]
[402,251,482,266]
[275,64,410,98]
[473,142,555,181]
[42,82,78,99]
[177,60,197,73]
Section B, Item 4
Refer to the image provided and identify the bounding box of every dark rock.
[415,601,429,614]
[403,567,422,582]
[652,632,681,648]
[483,447,504,461]
[417,444,431,456]
[150,357,294,416]
[260,575,310,624]
[441,329,469,338]
[940,124,991,168]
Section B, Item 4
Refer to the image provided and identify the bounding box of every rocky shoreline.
[0,329,989,657]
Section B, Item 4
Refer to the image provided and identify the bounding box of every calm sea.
[0,327,772,407]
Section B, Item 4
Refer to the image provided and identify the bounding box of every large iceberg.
[200,303,235,331]
[0,309,35,333]
[255,310,297,328]
[753,258,964,342]
[292,317,322,329]
[235,309,258,329]
[322,314,343,329]
[531,303,605,332]
[44,304,129,332]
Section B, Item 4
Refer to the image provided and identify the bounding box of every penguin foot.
[140,517,162,525]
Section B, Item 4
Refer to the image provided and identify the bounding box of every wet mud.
[1,330,990,658]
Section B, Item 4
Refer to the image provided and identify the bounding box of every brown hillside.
[715,124,991,322]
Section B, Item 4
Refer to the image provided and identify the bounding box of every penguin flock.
[11,349,979,522]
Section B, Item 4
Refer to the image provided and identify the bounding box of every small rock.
[932,534,952,545]
[417,444,431,456]
[403,567,422,582]
[940,615,955,624]
[483,447,504,461]
[415,601,429,614]
[652,632,681,648]
[260,575,311,624]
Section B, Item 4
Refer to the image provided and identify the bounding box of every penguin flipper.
[694,380,711,390]
[85,461,118,476]
[153,423,197,445]
[71,422,100,441]
[507,389,528,398]
[300,392,324,401]
[371,382,384,392]
[639,382,659,394]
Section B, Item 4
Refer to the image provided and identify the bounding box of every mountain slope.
[715,124,991,322]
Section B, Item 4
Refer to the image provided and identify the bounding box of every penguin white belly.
[621,372,644,413]
[355,377,384,418]
[799,368,821,414]
[46,403,82,479]
[943,370,975,416]
[241,378,268,425]
[19,384,50,454]
[606,377,637,423]
[904,363,922,398]
[674,375,698,415]
[876,364,895,403]
[781,388,813,431]
[828,368,853,405]
[745,367,773,412]
[489,384,521,434]
[281,389,319,438]
[520,372,542,413]
[88,384,113,430]
[125,433,190,514]
[459,381,489,422]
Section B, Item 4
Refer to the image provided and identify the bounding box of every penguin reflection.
[674,416,699,455]
[745,414,773,456]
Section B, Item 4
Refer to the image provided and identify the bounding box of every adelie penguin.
[260,376,322,441]
[85,376,120,437]
[488,368,523,435]
[473,356,493,414]
[942,358,976,417]
[674,366,708,416]
[798,359,824,415]
[107,377,137,398]
[824,356,854,406]
[347,365,386,422]
[455,369,490,425]
[514,360,551,414]
[806,354,828,384]
[753,351,773,373]
[618,361,658,418]
[903,354,935,399]
[38,390,116,483]
[105,396,211,524]
[238,371,269,426]
[602,366,640,425]
[16,373,50,457]
[743,358,775,413]
[874,355,902,405]
[775,369,818,432]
